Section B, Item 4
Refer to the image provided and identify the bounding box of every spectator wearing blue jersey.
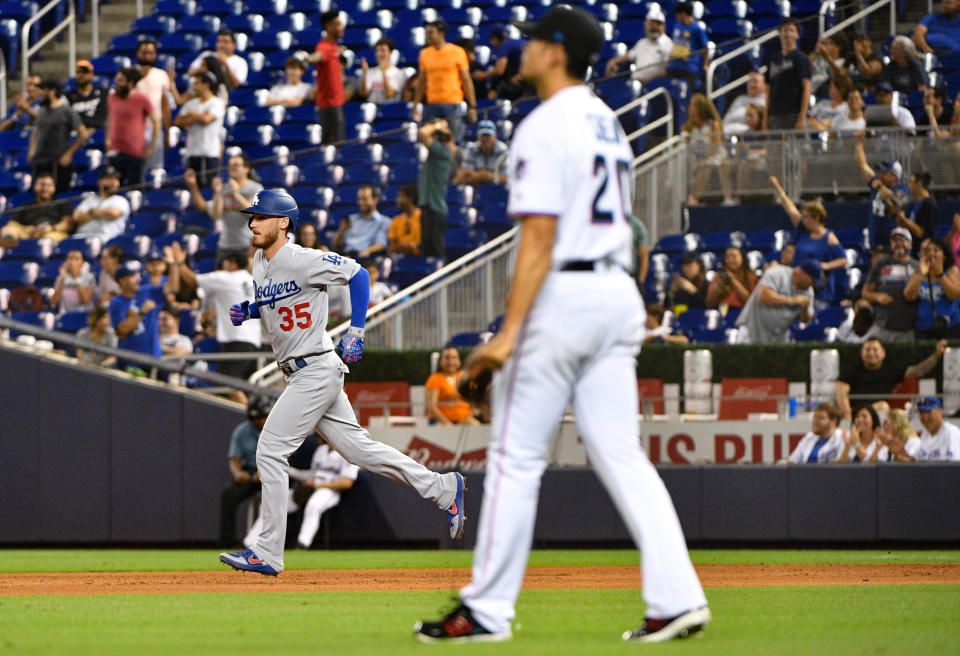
[486,28,530,100]
[0,74,41,132]
[914,0,960,55]
[109,262,166,361]
[667,2,709,89]
[332,184,392,258]
[764,18,812,130]
[854,133,910,252]
[903,237,960,339]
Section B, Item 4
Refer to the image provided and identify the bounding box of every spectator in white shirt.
[174,72,226,187]
[891,396,960,461]
[831,87,867,135]
[266,56,313,107]
[47,166,130,242]
[808,75,851,131]
[604,5,673,83]
[722,71,768,135]
[360,37,406,104]
[876,408,922,462]
[189,28,248,90]
[788,402,847,463]
[50,250,96,314]
[874,81,917,131]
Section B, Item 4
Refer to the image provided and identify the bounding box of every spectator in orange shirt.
[413,18,478,141]
[388,184,422,255]
[425,347,480,425]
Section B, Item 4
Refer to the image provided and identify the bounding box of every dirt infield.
[2,564,959,597]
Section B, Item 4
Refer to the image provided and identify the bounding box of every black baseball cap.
[513,6,604,69]
[99,165,121,180]
[39,78,62,90]
[425,17,448,32]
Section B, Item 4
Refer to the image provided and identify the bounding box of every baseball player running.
[414,6,709,644]
[219,189,465,576]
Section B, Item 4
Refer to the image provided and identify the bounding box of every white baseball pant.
[460,272,707,634]
[254,352,460,571]
[297,487,341,548]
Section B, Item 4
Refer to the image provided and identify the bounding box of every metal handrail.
[818,0,838,38]
[249,225,521,384]
[709,65,767,105]
[705,28,780,99]
[0,45,6,113]
[92,0,100,58]
[633,132,685,170]
[820,0,896,41]
[617,85,674,146]
[21,0,76,91]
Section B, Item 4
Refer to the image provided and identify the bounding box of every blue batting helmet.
[240,189,299,229]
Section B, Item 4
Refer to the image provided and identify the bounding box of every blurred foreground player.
[218,190,465,576]
[414,6,709,644]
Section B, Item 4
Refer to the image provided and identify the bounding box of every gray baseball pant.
[254,354,459,571]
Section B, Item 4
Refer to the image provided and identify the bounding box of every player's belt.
[278,350,332,375]
[558,260,625,273]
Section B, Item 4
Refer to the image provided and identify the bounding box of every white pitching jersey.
[251,243,360,363]
[507,84,635,270]
[310,444,360,485]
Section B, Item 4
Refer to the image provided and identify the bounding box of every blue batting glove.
[336,327,365,364]
[229,301,250,326]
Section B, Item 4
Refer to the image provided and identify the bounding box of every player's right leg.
[570,287,708,640]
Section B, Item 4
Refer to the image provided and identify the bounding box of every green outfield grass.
[1,548,959,573]
[1,586,958,656]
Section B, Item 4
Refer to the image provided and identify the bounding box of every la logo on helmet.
[251,193,261,205]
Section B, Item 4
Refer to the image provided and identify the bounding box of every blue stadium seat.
[51,237,99,261]
[178,14,221,35]
[88,55,131,77]
[285,104,318,123]
[197,0,242,17]
[36,260,63,287]
[55,310,90,333]
[298,163,338,187]
[0,170,29,195]
[475,219,512,239]
[129,211,176,237]
[342,164,382,185]
[749,0,787,17]
[107,33,145,54]
[154,0,194,16]
[449,331,482,347]
[677,308,708,333]
[144,188,188,212]
[816,306,849,328]
[701,231,735,252]
[158,32,205,56]
[3,238,48,261]
[257,163,299,186]
[792,323,825,342]
[692,327,729,343]
[335,143,374,164]
[195,256,217,274]
[0,261,35,288]
[835,226,868,250]
[389,255,442,287]
[131,14,177,35]
[107,234,151,258]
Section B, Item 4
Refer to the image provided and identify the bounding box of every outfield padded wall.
[1,346,958,545]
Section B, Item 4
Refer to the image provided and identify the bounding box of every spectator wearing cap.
[764,18,812,130]
[882,36,928,94]
[135,38,172,174]
[28,78,91,193]
[184,154,263,263]
[484,27,530,100]
[359,37,406,105]
[0,172,73,242]
[0,74,42,132]
[418,119,457,259]
[266,56,313,107]
[873,81,917,131]
[452,120,508,185]
[388,184,422,256]
[900,396,960,461]
[109,261,167,360]
[219,395,271,548]
[305,10,346,145]
[862,227,920,343]
[174,71,226,187]
[46,167,131,243]
[891,171,938,254]
[66,60,106,130]
[106,67,160,187]
[413,17,478,141]
[903,237,960,339]
[332,184,392,259]
[189,28,248,90]
[914,0,960,55]
[734,259,818,344]
[605,6,673,84]
[853,133,910,252]
[723,71,767,135]
[667,2,710,88]
[836,338,946,420]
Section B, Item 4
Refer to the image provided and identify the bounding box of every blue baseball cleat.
[446,473,466,540]
[219,549,279,576]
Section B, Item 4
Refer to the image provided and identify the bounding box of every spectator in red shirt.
[106,67,160,187]
[306,10,346,145]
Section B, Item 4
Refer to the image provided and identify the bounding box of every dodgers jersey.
[251,243,360,363]
[309,444,360,484]
[507,85,635,270]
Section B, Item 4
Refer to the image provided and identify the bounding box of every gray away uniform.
[251,243,459,571]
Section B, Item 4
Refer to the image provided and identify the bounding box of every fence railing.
[633,134,689,244]
[21,0,76,90]
[0,46,6,115]
[618,85,675,147]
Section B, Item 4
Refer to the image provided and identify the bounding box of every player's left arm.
[470,216,556,369]
[336,265,369,363]
[905,339,947,379]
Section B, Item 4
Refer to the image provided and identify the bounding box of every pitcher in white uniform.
[414,7,709,644]
[218,189,466,576]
